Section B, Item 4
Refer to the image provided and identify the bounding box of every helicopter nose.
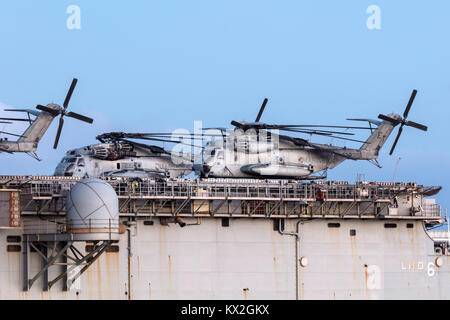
[202,164,211,175]
[193,163,203,175]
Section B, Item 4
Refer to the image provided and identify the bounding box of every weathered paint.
[0,218,449,299]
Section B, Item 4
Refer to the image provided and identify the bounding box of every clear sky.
[0,1,449,214]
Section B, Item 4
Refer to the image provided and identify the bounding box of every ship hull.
[0,218,448,300]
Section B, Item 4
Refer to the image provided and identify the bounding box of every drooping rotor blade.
[0,117,31,122]
[403,89,417,119]
[4,109,41,117]
[405,120,427,131]
[63,78,78,109]
[145,135,207,141]
[279,127,355,136]
[128,136,203,148]
[202,127,228,131]
[346,118,370,121]
[0,131,24,138]
[231,122,372,130]
[36,104,60,116]
[53,117,64,149]
[66,111,94,124]
[231,120,244,128]
[139,132,224,137]
[346,118,382,126]
[285,129,333,136]
[255,98,268,122]
[389,126,403,155]
[264,124,373,130]
[0,121,12,124]
[378,114,400,124]
[324,135,366,143]
[302,133,366,143]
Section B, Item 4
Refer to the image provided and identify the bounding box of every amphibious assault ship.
[0,175,447,299]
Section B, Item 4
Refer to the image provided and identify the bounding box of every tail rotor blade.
[389,126,403,155]
[403,89,417,119]
[405,120,427,131]
[255,98,268,122]
[66,111,94,124]
[63,78,78,110]
[53,117,64,149]
[378,114,400,124]
[36,105,60,116]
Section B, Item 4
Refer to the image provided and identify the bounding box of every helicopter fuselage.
[54,143,192,178]
[197,138,348,178]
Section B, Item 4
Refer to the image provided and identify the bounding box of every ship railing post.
[447,208,449,253]
[22,234,29,291]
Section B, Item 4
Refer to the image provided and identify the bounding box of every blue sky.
[0,1,449,214]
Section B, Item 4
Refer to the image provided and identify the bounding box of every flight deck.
[0,175,442,222]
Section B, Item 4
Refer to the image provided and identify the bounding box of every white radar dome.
[66,178,119,234]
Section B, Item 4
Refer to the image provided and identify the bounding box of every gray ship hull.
[0,218,448,300]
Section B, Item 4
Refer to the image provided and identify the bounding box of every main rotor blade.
[63,78,78,109]
[66,111,94,124]
[279,127,355,136]
[265,124,373,130]
[0,117,31,122]
[144,135,206,141]
[378,114,400,124]
[405,120,427,131]
[138,132,224,137]
[389,126,403,155]
[4,109,41,117]
[231,120,244,128]
[0,131,24,137]
[130,136,202,148]
[53,117,64,149]
[403,89,417,119]
[0,121,12,124]
[202,127,228,131]
[255,98,268,122]
[36,104,60,116]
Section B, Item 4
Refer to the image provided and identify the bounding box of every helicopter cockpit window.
[65,158,77,163]
[77,158,85,167]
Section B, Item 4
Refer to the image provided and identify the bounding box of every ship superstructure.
[0,175,447,299]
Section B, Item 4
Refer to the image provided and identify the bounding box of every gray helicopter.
[195,90,427,179]
[0,78,93,160]
[54,132,195,178]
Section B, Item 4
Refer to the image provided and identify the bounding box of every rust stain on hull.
[243,288,249,300]
[149,282,152,300]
